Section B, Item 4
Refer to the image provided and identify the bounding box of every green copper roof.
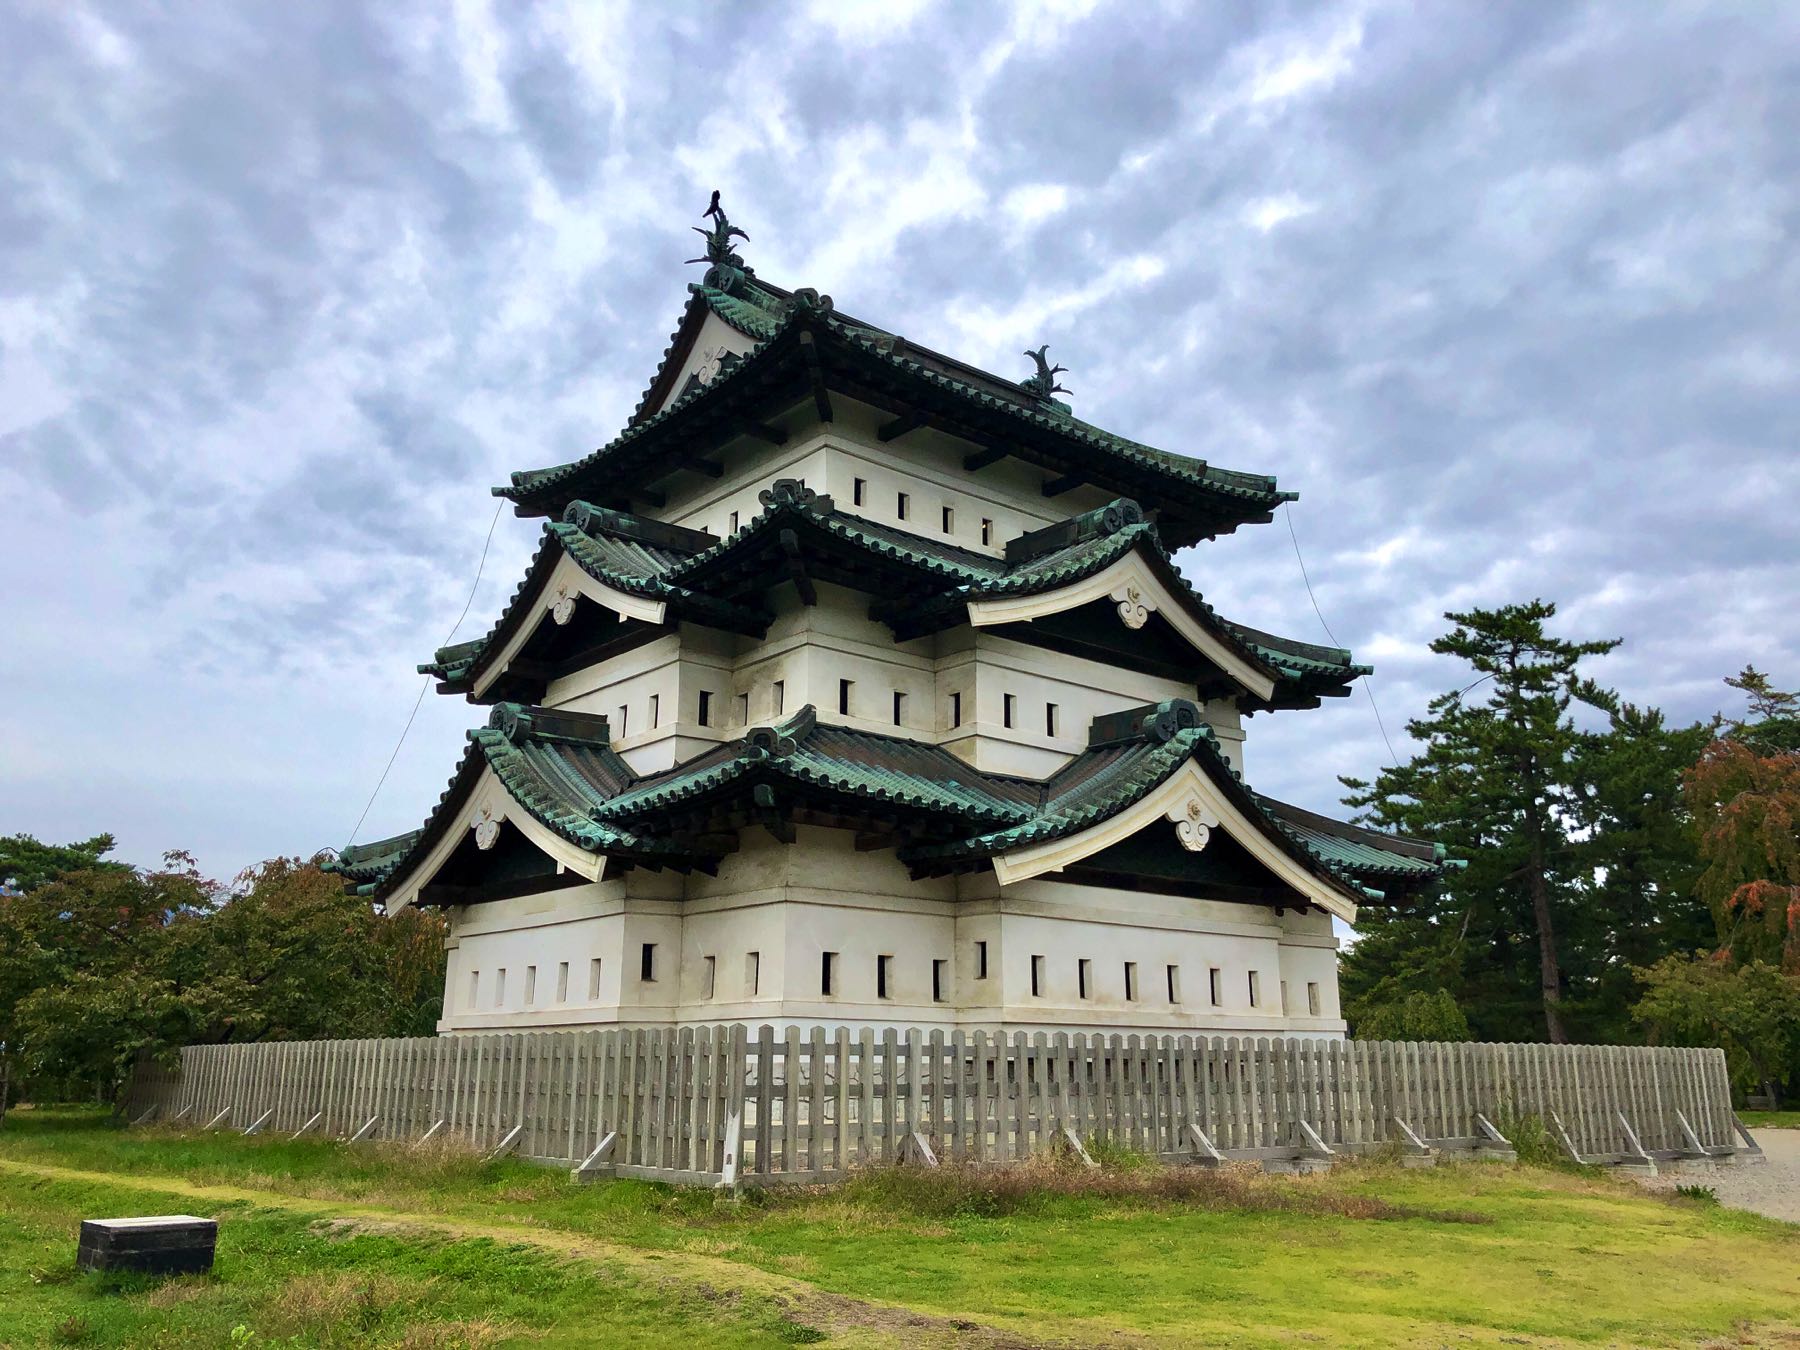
[499,290,1291,546]
[423,487,1364,710]
[597,705,1038,826]
[331,696,1444,908]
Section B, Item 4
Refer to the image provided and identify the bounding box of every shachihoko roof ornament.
[686,190,753,294]
[1021,345,1071,413]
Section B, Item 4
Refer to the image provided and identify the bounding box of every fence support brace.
[571,1131,618,1184]
[1186,1123,1226,1167]
[897,1131,938,1168]
[1297,1120,1336,1166]
[415,1120,446,1149]
[1615,1111,1658,1176]
[1059,1126,1098,1168]
[169,1105,194,1125]
[131,1104,159,1127]
[242,1109,273,1137]
[487,1124,523,1162]
[203,1107,232,1131]
[1391,1117,1436,1168]
[1730,1115,1768,1166]
[292,1112,322,1139]
[347,1116,380,1144]
[715,1111,743,1192]
[1474,1113,1517,1162]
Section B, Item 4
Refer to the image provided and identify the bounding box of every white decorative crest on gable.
[472,808,502,852]
[1111,580,1152,630]
[695,344,730,384]
[550,585,577,626]
[1165,796,1219,852]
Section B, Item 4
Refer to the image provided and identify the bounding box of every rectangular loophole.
[640,943,656,983]
[821,951,838,996]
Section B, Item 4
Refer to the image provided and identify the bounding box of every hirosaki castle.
[332,200,1451,1038]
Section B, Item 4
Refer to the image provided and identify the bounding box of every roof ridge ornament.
[758,478,830,512]
[686,189,753,294]
[1021,345,1071,408]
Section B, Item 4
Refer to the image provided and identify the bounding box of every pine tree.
[1341,601,1618,1043]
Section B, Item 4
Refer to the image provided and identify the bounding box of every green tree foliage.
[1340,600,1619,1044]
[1350,988,1472,1042]
[1567,702,1715,1036]
[1685,669,1800,972]
[0,832,129,893]
[0,844,444,1106]
[1633,954,1800,1107]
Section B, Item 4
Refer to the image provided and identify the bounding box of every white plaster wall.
[436,826,1345,1039]
[644,311,759,421]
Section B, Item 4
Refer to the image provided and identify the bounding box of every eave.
[498,300,1291,546]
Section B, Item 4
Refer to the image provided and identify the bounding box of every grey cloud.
[0,0,1794,879]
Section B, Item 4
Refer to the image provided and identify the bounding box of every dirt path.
[0,1156,1084,1349]
[1639,1129,1800,1224]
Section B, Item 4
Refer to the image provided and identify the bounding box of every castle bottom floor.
[431,828,1346,1040]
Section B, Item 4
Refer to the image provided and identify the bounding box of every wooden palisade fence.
[125,1027,1757,1185]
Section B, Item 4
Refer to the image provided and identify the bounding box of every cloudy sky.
[3,0,1796,886]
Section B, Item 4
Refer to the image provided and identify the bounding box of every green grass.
[1740,1108,1800,1130]
[2,1105,1798,1347]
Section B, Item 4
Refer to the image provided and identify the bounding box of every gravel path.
[1639,1128,1800,1223]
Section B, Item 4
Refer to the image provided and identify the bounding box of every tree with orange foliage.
[1686,668,1800,972]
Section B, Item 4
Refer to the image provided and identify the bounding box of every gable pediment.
[989,759,1358,922]
[966,553,1278,703]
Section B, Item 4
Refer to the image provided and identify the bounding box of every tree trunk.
[1527,823,1569,1044]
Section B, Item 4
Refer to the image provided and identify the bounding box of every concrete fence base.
[125,1027,1745,1186]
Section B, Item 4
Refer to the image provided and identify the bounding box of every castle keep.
[331,201,1450,1037]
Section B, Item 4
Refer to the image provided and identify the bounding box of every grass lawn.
[1,1106,1796,1348]
[1741,1109,1800,1130]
